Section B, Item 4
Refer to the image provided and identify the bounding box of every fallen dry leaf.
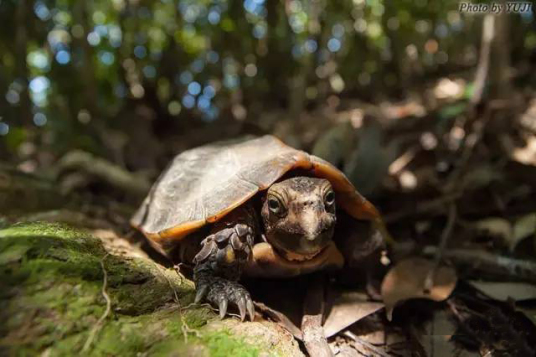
[381,258,457,320]
[512,213,536,251]
[323,291,384,338]
[469,281,536,301]
[473,217,512,244]
[519,308,536,327]
[417,310,469,357]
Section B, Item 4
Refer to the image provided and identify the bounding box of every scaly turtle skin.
[131,135,384,321]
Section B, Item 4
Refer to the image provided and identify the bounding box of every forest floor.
[2,77,536,356]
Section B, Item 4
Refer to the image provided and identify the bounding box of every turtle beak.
[301,209,323,241]
[299,205,335,245]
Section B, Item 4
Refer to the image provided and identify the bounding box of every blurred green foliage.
[0,0,534,165]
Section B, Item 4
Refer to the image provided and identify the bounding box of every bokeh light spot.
[304,39,318,53]
[34,2,51,20]
[99,51,115,65]
[208,9,221,24]
[55,50,71,64]
[327,38,341,52]
[191,59,205,73]
[188,81,202,96]
[6,90,20,104]
[223,74,239,89]
[134,46,147,59]
[332,24,345,38]
[168,101,182,115]
[253,23,267,39]
[33,113,47,127]
[182,94,196,108]
[29,76,50,93]
[197,96,211,110]
[179,71,193,85]
[143,65,157,78]
[0,122,9,136]
[244,63,257,77]
[87,32,101,46]
[207,51,220,64]
[28,51,50,70]
[203,85,216,98]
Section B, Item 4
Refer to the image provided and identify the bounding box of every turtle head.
[261,177,336,261]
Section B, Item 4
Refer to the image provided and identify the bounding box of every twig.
[302,274,332,357]
[173,263,185,285]
[388,146,419,176]
[57,150,150,197]
[424,203,457,292]
[470,15,494,107]
[180,319,200,342]
[82,254,112,352]
[444,15,493,194]
[442,17,496,195]
[416,19,495,283]
[254,302,302,339]
[423,247,536,283]
[154,263,204,342]
[343,331,391,357]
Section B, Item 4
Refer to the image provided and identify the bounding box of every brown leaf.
[323,291,384,338]
[381,258,457,320]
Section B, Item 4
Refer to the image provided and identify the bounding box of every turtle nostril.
[302,200,314,207]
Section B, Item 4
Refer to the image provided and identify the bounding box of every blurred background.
[1,2,536,354]
[1,0,536,214]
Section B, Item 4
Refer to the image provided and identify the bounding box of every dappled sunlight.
[433,78,466,100]
[512,136,536,167]
[1,1,536,355]
[2,0,519,153]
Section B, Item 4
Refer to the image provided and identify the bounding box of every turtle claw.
[196,277,254,321]
[219,298,228,319]
[247,299,255,321]
[237,297,247,321]
[195,285,208,304]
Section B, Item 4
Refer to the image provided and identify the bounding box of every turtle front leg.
[193,205,257,321]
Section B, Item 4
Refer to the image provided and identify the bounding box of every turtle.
[131,135,385,321]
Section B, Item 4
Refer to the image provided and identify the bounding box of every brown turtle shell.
[131,135,380,250]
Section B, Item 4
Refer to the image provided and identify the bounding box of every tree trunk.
[489,0,512,101]
[15,0,32,126]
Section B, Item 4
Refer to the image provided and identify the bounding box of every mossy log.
[0,222,302,356]
[0,166,68,217]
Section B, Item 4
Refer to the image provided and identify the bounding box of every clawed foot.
[195,277,255,321]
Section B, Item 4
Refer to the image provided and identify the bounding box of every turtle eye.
[268,197,281,214]
[324,191,335,206]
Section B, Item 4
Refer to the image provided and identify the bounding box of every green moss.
[201,330,260,357]
[0,222,286,357]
